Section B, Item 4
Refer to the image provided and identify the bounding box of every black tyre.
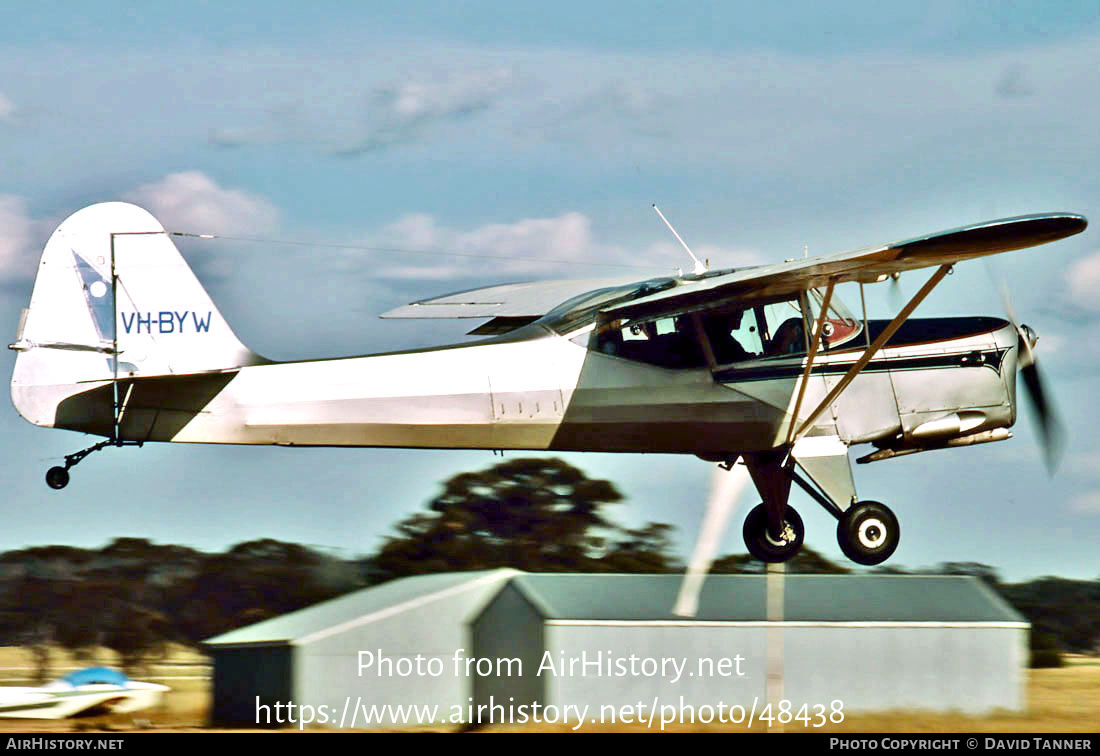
[742,502,804,563]
[837,500,899,565]
[46,466,70,490]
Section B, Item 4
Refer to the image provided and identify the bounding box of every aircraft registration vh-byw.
[8,202,1087,567]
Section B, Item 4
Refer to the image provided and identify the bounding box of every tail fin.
[10,202,264,430]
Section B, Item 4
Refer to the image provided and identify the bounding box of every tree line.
[1,458,1094,678]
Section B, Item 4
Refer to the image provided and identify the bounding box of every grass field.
[0,648,1095,733]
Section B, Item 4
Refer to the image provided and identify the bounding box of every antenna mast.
[653,204,706,275]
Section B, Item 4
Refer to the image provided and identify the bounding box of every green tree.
[371,457,676,579]
[598,523,680,573]
[935,561,1001,588]
[168,539,363,643]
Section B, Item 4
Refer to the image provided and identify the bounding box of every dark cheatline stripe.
[54,371,238,440]
[863,317,1008,346]
[0,700,60,712]
[549,420,776,454]
[713,348,1008,384]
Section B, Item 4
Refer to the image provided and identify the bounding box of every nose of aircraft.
[998,280,1063,471]
[1019,323,1039,353]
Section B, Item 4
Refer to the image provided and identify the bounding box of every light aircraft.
[8,202,1086,566]
[0,667,168,719]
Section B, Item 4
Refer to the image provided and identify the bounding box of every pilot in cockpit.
[768,317,806,356]
[704,310,754,364]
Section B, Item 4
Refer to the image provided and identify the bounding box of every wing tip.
[1011,212,1087,244]
[894,212,1088,261]
[1058,212,1087,236]
[993,211,1086,234]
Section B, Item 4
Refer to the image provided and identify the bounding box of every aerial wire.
[169,231,664,272]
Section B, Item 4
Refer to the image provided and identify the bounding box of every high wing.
[379,275,644,319]
[602,213,1086,322]
[378,214,1085,329]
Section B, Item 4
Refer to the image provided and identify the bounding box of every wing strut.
[792,264,952,441]
[785,280,835,445]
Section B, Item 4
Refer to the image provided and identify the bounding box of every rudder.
[10,202,265,429]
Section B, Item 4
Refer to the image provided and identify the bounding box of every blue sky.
[1,2,1098,580]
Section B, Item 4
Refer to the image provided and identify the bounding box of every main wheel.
[742,503,804,563]
[45,466,70,490]
[837,500,899,565]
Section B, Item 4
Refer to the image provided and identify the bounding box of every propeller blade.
[673,461,751,617]
[995,272,1063,471]
[1019,358,1065,474]
[998,280,1036,367]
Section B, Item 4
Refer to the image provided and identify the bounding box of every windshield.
[807,287,862,350]
[540,277,677,335]
[60,667,128,687]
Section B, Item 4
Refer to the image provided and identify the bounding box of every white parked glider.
[0,667,169,719]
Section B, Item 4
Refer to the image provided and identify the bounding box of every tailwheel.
[742,503,804,563]
[837,500,899,566]
[43,439,128,490]
[45,466,70,490]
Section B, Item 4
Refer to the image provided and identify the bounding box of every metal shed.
[206,571,1027,728]
[205,569,518,726]
[473,574,1029,720]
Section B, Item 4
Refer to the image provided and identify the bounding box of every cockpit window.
[590,289,863,370]
[690,300,808,363]
[594,314,707,369]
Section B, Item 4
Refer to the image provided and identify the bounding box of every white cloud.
[0,92,14,121]
[335,68,515,155]
[995,64,1034,99]
[122,171,279,235]
[1068,491,1100,514]
[6,32,1100,206]
[1035,330,1064,356]
[458,212,592,263]
[385,68,513,120]
[369,211,761,280]
[1057,454,1100,514]
[0,195,35,280]
[371,211,596,279]
[1066,252,1100,310]
[1064,452,1100,479]
[532,79,674,144]
[203,66,517,156]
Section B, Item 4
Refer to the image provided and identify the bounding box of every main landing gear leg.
[741,449,804,563]
[788,453,900,566]
[45,439,141,490]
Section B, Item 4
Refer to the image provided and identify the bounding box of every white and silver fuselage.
[21,317,1019,457]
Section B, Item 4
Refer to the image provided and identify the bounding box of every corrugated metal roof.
[204,572,1024,647]
[204,569,519,647]
[511,574,1025,623]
